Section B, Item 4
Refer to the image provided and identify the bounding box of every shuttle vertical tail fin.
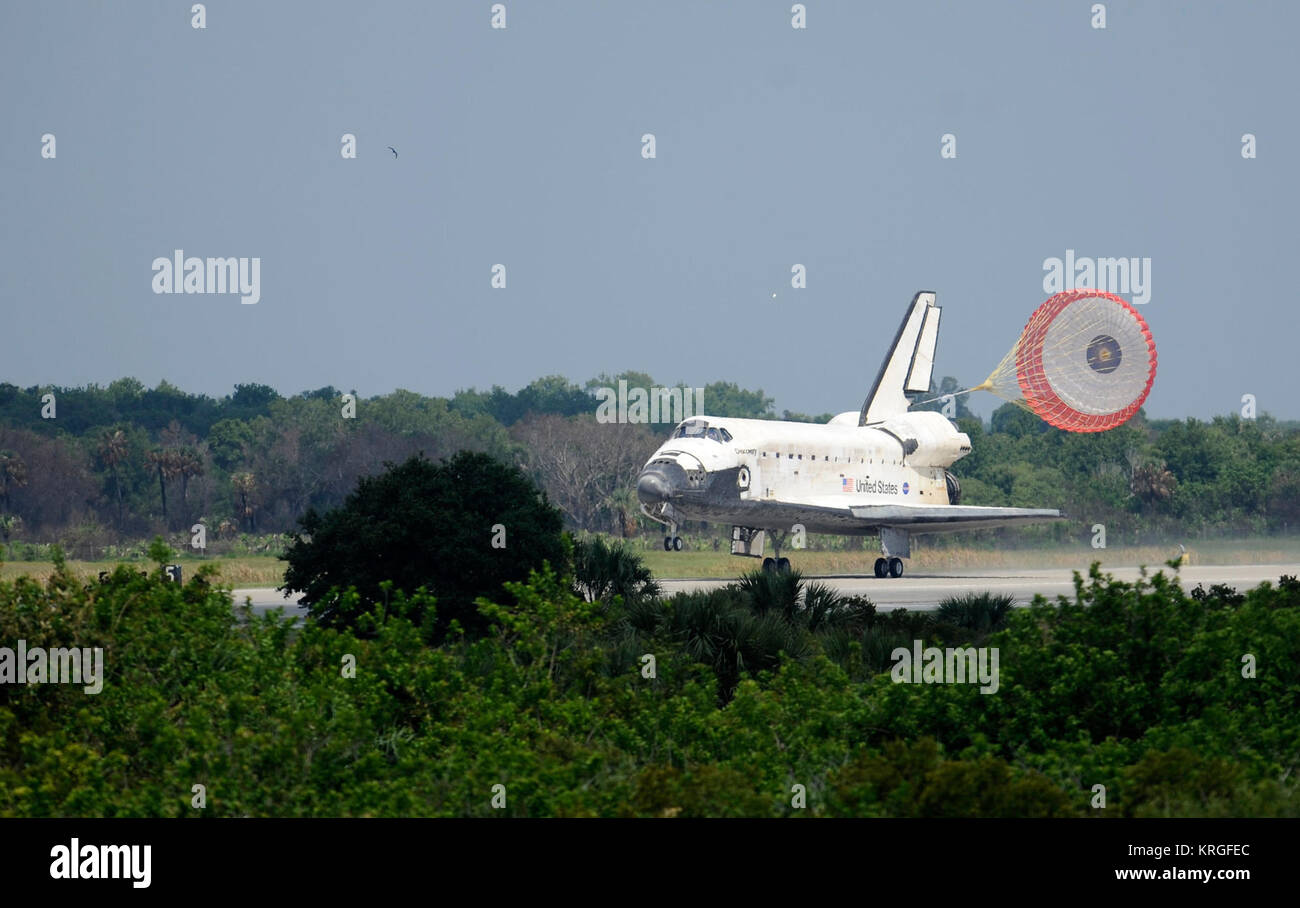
[860,291,942,425]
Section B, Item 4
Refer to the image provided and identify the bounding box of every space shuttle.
[635,291,1063,577]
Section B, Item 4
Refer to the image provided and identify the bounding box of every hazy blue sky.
[3,1,1296,420]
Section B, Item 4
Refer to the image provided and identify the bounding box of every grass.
[3,537,1298,586]
[638,537,1300,578]
[0,555,285,587]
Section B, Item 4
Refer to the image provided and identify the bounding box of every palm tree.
[147,449,175,524]
[625,569,874,702]
[1130,460,1176,504]
[159,419,186,449]
[936,591,1016,644]
[659,587,804,700]
[177,448,203,509]
[733,569,873,633]
[607,487,641,537]
[0,514,21,547]
[97,429,129,527]
[231,472,258,532]
[0,450,28,513]
[572,534,660,603]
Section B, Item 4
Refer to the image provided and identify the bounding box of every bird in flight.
[387,146,398,158]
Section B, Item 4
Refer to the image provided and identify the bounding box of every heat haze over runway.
[232,563,1298,617]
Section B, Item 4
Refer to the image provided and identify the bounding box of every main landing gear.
[762,557,792,574]
[874,528,909,579]
[873,557,904,579]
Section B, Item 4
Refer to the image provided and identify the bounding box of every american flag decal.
[841,477,853,492]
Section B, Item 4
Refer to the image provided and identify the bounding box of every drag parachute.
[977,290,1156,433]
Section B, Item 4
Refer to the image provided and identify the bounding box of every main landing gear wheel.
[673,536,683,551]
[874,557,887,578]
[664,536,683,551]
[777,557,791,573]
[888,557,904,578]
[762,557,776,573]
[664,536,672,552]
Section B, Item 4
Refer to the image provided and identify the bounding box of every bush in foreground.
[281,451,565,641]
[1,560,1297,817]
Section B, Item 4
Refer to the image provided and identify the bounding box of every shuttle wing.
[849,503,1064,533]
[722,500,1064,536]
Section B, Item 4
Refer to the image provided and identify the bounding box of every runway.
[659,563,1299,609]
[231,563,1298,617]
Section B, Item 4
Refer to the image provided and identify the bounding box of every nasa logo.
[902,482,909,495]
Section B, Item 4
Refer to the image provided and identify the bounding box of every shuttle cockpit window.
[671,420,732,444]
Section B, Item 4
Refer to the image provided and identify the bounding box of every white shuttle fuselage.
[635,291,1063,576]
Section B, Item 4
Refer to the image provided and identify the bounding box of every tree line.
[0,374,1296,556]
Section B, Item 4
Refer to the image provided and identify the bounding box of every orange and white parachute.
[975,290,1157,432]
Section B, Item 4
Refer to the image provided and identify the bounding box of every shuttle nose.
[637,470,672,504]
[638,460,692,505]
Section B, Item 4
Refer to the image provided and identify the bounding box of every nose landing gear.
[662,518,684,552]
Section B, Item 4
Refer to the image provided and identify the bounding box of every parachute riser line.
[909,384,987,408]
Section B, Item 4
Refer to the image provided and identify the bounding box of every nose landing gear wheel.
[777,557,791,573]
[874,557,887,578]
[888,557,904,578]
[762,557,776,573]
